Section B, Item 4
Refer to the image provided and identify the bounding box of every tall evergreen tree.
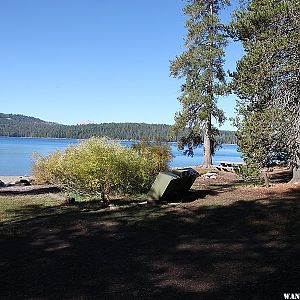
[170,0,229,167]
[230,0,300,182]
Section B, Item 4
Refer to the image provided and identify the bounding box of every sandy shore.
[0,176,34,184]
[0,176,60,194]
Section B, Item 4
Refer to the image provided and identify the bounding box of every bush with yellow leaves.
[33,137,171,201]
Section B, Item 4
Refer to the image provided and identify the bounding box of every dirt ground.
[0,170,299,299]
[192,167,298,204]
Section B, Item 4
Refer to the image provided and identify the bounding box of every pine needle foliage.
[230,0,300,182]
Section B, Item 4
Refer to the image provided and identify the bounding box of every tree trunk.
[290,155,300,184]
[262,168,270,188]
[203,117,212,167]
[202,3,214,168]
[202,2,214,168]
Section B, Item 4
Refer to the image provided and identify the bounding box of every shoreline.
[0,176,33,184]
[0,136,238,145]
[0,136,83,141]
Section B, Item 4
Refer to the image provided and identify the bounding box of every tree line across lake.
[0,113,237,144]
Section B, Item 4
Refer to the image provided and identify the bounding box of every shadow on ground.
[0,187,299,299]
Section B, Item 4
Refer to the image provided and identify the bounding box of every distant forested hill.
[0,113,237,144]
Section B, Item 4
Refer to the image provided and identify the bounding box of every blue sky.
[0,0,243,130]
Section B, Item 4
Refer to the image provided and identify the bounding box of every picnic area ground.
[0,170,299,299]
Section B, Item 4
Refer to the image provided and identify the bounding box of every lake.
[0,136,243,176]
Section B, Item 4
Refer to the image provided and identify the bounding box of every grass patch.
[0,195,64,223]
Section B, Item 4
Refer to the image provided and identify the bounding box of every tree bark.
[290,155,300,184]
[203,2,214,168]
[202,1,214,169]
[203,117,212,167]
[262,168,270,188]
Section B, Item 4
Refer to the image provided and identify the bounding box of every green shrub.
[33,150,65,184]
[131,140,172,172]
[235,162,263,183]
[33,137,171,200]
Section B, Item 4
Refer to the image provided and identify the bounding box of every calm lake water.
[0,136,243,175]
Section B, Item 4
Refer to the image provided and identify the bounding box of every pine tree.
[230,0,300,182]
[170,0,229,167]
